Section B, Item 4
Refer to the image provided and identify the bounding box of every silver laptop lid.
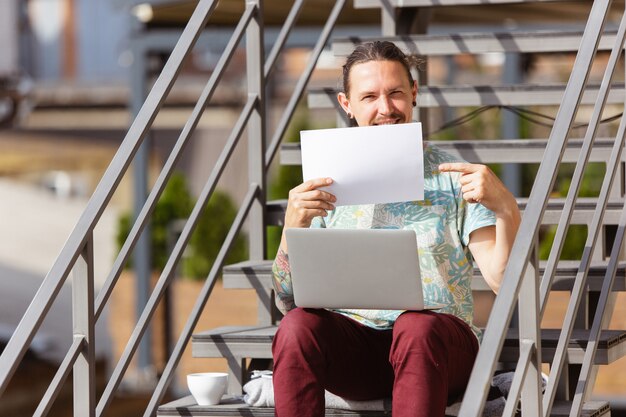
[285,228,424,310]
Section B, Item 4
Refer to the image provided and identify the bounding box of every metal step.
[307,84,625,109]
[333,30,616,56]
[157,396,609,417]
[191,325,626,365]
[279,138,625,166]
[265,198,626,226]
[223,259,626,293]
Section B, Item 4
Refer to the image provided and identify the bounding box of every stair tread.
[223,259,626,292]
[157,396,609,417]
[307,84,626,108]
[280,138,626,165]
[267,197,626,211]
[332,29,617,56]
[193,325,625,347]
[265,198,626,226]
[192,326,626,365]
[192,325,626,365]
[267,196,626,206]
[224,258,626,275]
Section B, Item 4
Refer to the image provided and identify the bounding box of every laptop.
[285,228,443,310]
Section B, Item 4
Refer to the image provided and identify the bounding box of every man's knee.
[391,311,447,353]
[273,308,330,353]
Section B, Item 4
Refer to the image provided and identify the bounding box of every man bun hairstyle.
[341,41,420,97]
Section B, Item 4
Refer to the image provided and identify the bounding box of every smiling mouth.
[373,118,401,125]
[372,113,405,125]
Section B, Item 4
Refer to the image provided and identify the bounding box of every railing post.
[519,243,542,417]
[130,35,154,377]
[246,0,268,324]
[72,234,95,416]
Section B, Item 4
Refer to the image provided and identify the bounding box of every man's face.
[338,59,417,127]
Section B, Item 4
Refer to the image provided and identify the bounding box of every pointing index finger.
[438,162,480,174]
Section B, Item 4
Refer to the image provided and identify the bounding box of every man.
[271,41,520,417]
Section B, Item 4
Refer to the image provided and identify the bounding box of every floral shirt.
[272,144,496,339]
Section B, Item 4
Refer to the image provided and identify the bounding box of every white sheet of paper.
[300,122,424,206]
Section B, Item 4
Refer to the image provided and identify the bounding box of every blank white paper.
[300,122,424,206]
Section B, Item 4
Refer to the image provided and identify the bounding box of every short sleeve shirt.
[311,144,496,339]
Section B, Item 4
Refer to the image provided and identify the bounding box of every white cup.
[187,372,228,405]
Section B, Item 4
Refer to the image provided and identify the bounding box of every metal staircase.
[1,0,625,416]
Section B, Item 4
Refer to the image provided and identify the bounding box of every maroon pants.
[272,308,479,417]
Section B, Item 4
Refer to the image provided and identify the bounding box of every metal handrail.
[541,12,626,416]
[0,0,221,399]
[94,1,255,323]
[16,5,257,416]
[458,0,613,415]
[96,93,258,416]
[539,11,626,316]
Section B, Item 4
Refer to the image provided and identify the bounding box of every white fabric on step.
[242,370,546,416]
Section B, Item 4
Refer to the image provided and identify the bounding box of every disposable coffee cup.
[187,372,228,405]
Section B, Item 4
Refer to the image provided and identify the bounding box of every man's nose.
[378,96,393,114]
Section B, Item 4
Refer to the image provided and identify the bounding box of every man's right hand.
[284,177,336,229]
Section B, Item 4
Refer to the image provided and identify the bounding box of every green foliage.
[183,190,248,279]
[557,163,605,198]
[116,172,247,280]
[536,162,604,260]
[539,225,588,261]
[151,174,194,271]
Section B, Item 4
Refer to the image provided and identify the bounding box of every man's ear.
[337,92,352,116]
[411,81,418,103]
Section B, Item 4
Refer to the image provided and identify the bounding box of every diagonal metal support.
[0,0,220,399]
[541,10,626,416]
[458,1,613,415]
[96,94,257,417]
[94,0,256,324]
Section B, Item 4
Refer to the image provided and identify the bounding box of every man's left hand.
[438,162,515,215]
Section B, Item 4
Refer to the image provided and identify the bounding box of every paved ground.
[0,178,118,282]
[0,178,116,362]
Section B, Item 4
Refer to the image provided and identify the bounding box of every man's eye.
[362,95,375,101]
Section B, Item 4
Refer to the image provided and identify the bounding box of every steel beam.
[308,83,626,108]
[333,30,617,56]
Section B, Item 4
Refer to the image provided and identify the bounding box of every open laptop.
[285,228,443,310]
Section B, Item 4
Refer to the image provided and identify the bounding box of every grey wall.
[76,0,132,80]
[19,0,132,81]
